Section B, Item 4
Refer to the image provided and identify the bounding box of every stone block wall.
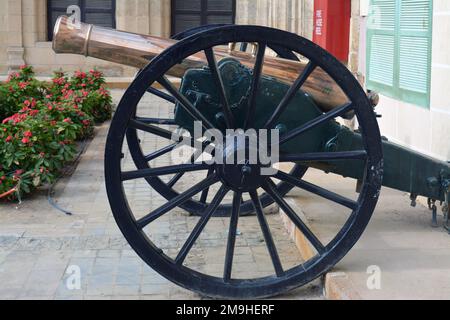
[0,0,170,77]
[236,0,314,40]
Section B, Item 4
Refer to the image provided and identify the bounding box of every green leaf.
[32,175,41,187]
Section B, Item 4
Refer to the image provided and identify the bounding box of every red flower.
[28,110,39,116]
[24,100,31,107]
[5,135,13,143]
[13,170,24,181]
[7,72,19,81]
[18,82,28,90]
[63,118,72,124]
[20,65,27,70]
[21,137,30,144]
[53,77,66,86]
[24,131,33,138]
[50,120,57,126]
[19,106,30,113]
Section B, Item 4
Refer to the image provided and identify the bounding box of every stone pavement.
[293,168,450,300]
[0,90,322,300]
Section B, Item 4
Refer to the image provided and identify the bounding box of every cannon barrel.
[52,16,377,112]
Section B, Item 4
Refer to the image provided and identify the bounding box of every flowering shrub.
[0,66,112,199]
[0,65,44,120]
[50,69,112,123]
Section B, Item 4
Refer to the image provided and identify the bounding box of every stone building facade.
[358,0,449,162]
[0,0,316,77]
[0,0,171,77]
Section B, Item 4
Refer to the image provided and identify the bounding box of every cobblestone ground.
[0,90,322,300]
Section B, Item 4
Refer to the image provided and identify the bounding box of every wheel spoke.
[200,167,215,203]
[147,86,176,104]
[175,185,229,265]
[129,119,203,149]
[264,61,317,129]
[167,142,211,188]
[250,191,284,277]
[158,76,215,130]
[223,192,242,282]
[129,119,174,140]
[204,47,235,128]
[279,150,367,162]
[121,163,210,181]
[136,174,219,229]
[274,171,358,210]
[167,172,183,189]
[244,43,266,129]
[279,102,353,145]
[263,180,325,254]
[135,117,176,125]
[144,143,178,162]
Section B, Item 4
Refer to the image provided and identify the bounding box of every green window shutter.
[366,0,397,96]
[397,0,432,107]
[366,0,432,108]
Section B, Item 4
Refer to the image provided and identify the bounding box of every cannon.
[52,16,450,299]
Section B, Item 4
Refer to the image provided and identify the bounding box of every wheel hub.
[216,132,267,192]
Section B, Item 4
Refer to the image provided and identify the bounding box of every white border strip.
[434,11,450,16]
[432,63,450,70]
[430,108,450,116]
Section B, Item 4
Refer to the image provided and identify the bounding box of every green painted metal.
[175,57,335,155]
[174,58,450,202]
[323,128,450,202]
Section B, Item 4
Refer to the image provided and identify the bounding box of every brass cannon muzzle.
[53,16,378,112]
[53,16,92,56]
[53,16,184,71]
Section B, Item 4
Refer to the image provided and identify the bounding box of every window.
[47,0,116,41]
[171,0,236,36]
[366,0,433,108]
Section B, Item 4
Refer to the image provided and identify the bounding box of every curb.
[323,272,361,300]
[279,197,360,300]
[0,76,181,90]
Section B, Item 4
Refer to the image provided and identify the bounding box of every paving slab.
[0,90,322,300]
[289,168,450,300]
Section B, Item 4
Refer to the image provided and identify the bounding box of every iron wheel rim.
[105,25,383,299]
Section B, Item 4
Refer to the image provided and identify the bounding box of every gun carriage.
[53,16,450,299]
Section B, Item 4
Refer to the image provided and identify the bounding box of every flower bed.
[0,66,112,200]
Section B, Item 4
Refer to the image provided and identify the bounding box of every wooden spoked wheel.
[105,26,383,299]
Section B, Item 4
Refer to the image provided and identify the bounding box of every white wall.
[371,0,450,161]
